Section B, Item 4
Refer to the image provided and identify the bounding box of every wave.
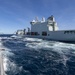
[1,37,75,75]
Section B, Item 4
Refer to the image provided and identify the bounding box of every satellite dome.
[47,15,55,21]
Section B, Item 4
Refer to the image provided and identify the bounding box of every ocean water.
[1,37,75,75]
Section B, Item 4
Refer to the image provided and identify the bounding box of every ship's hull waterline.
[23,30,75,42]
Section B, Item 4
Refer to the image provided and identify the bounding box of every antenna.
[35,17,38,22]
[42,17,45,22]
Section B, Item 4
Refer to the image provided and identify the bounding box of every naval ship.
[17,15,75,42]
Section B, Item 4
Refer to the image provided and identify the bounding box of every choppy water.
[1,37,75,75]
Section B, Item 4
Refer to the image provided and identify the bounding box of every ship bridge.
[30,15,58,36]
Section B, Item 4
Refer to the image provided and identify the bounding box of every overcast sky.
[0,0,75,33]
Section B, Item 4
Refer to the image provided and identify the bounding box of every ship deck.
[0,51,5,75]
[0,38,5,75]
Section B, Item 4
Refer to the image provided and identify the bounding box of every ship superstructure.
[17,15,75,42]
[30,15,58,36]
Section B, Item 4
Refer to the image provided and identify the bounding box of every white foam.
[3,57,8,71]
[3,52,14,75]
[23,37,42,42]
[0,41,14,73]
[25,39,75,56]
[62,55,69,66]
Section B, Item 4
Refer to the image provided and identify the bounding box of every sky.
[0,0,75,33]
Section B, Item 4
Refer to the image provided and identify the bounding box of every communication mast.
[42,17,45,22]
[35,17,39,22]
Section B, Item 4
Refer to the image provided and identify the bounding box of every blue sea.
[1,35,75,75]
